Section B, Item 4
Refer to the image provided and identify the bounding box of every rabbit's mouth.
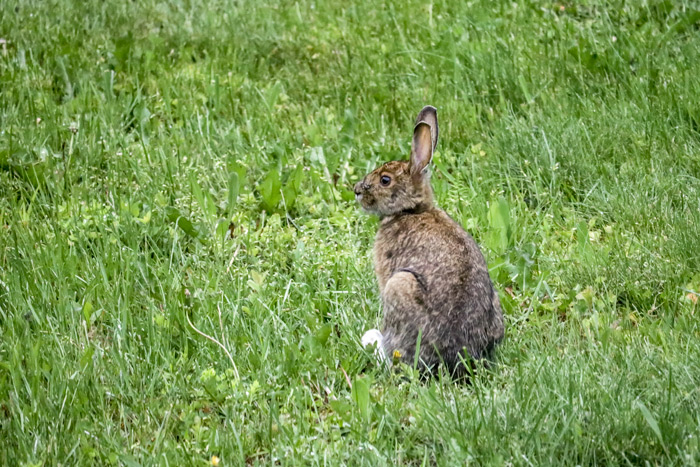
[356,192,378,214]
[356,194,371,210]
[354,180,383,214]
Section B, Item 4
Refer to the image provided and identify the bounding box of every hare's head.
[354,106,439,217]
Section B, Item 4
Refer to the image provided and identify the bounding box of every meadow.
[1,0,700,464]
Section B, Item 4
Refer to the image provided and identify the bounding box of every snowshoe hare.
[356,106,504,377]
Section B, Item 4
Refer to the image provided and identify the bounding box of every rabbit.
[355,105,504,377]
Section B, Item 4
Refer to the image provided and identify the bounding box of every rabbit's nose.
[353,181,363,195]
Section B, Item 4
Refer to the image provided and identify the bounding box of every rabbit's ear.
[410,121,434,176]
[414,105,438,152]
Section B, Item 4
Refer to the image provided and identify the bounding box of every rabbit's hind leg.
[380,270,429,365]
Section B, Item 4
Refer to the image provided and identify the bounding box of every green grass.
[2,0,700,464]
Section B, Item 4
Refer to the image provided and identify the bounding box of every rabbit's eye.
[380,175,391,186]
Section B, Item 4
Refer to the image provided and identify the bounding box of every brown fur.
[354,106,504,377]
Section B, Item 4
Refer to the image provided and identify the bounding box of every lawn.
[1,0,700,464]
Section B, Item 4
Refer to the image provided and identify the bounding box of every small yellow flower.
[392,350,402,359]
[210,455,220,466]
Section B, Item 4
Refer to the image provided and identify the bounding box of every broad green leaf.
[636,400,665,449]
[282,165,304,210]
[314,324,332,346]
[487,197,511,253]
[165,207,200,240]
[329,399,352,421]
[189,173,216,220]
[227,160,247,191]
[228,172,239,213]
[260,170,282,212]
[189,171,204,202]
[82,301,94,322]
[351,375,371,422]
[250,270,266,289]
[340,188,355,202]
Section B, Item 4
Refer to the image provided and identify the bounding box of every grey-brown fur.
[354,106,504,377]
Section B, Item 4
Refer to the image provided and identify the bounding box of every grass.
[1,0,700,464]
